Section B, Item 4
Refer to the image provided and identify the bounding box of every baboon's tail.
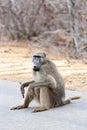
[70,96,81,100]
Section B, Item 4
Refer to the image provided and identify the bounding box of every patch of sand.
[0,42,87,91]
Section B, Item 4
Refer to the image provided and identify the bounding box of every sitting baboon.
[11,52,80,112]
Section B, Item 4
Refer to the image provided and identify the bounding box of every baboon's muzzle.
[33,66,40,71]
[33,56,41,71]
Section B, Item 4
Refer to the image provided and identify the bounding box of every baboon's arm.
[29,80,53,90]
[20,80,34,98]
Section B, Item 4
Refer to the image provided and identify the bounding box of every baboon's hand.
[20,85,25,98]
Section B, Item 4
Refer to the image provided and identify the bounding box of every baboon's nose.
[34,66,37,69]
[33,66,40,71]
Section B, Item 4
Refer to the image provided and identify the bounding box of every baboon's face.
[32,52,46,71]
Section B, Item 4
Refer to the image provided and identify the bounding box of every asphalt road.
[0,80,87,130]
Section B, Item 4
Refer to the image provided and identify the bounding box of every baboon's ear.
[43,52,46,57]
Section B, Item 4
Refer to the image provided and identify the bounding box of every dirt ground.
[0,41,87,92]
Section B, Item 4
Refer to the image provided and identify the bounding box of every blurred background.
[0,0,87,91]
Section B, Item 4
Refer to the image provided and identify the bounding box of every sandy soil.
[0,41,87,91]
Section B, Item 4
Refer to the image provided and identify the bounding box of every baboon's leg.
[32,87,55,112]
[32,107,47,113]
[11,89,34,110]
[34,87,40,102]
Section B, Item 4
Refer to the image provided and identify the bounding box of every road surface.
[0,80,87,130]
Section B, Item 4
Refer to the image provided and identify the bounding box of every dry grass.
[0,41,87,92]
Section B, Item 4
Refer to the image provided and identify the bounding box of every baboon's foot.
[62,99,71,105]
[10,105,26,110]
[32,107,47,113]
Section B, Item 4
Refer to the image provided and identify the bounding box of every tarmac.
[0,80,87,130]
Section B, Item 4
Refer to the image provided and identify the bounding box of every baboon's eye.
[33,55,41,58]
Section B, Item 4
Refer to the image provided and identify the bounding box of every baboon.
[11,52,80,112]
